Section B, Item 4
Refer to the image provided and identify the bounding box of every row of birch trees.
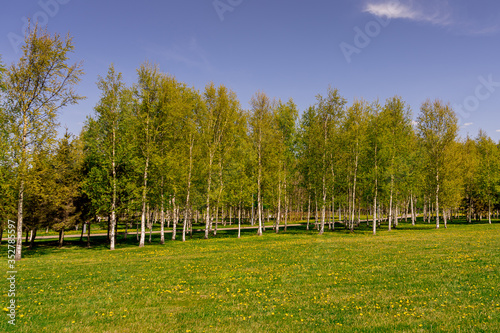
[1,27,500,259]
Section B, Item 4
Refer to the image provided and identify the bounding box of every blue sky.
[1,0,500,141]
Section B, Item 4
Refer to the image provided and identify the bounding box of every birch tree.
[342,99,369,231]
[225,110,252,238]
[134,63,162,247]
[366,101,382,234]
[249,92,274,236]
[92,64,125,250]
[200,83,236,239]
[476,130,499,224]
[462,136,479,223]
[379,96,412,230]
[439,139,464,227]
[298,107,321,230]
[417,99,458,229]
[1,26,84,260]
[314,88,346,234]
[273,99,298,233]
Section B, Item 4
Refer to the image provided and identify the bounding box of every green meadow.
[2,219,500,332]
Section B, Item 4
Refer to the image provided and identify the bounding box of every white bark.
[388,181,393,231]
[320,172,326,235]
[171,196,177,241]
[410,193,415,225]
[306,195,311,231]
[257,138,263,236]
[276,178,281,233]
[373,180,377,235]
[15,115,28,261]
[351,151,358,232]
[238,203,241,239]
[205,153,214,239]
[139,156,149,247]
[488,199,492,224]
[284,182,288,232]
[436,169,440,229]
[331,196,335,231]
[110,126,116,250]
[251,194,254,226]
[160,191,165,245]
[182,208,189,242]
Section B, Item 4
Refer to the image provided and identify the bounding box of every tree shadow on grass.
[6,219,499,259]
[13,225,308,258]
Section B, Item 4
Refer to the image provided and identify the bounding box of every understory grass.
[2,218,500,332]
[23,218,301,237]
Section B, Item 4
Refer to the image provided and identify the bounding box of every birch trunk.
[183,138,194,242]
[332,195,335,231]
[423,196,427,223]
[215,157,223,236]
[257,138,263,236]
[110,127,117,250]
[205,153,214,239]
[404,199,408,223]
[172,196,177,241]
[373,173,378,235]
[147,206,152,243]
[410,192,415,226]
[251,194,254,226]
[238,202,241,239]
[214,207,219,236]
[435,168,440,229]
[182,208,189,242]
[315,198,318,230]
[139,155,149,247]
[488,199,492,224]
[395,202,399,227]
[276,178,281,233]
[306,195,311,231]
[388,174,394,231]
[160,192,165,245]
[284,185,288,232]
[15,114,28,261]
[351,152,358,232]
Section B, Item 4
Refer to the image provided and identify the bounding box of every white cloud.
[364,1,418,20]
[464,122,473,127]
[363,0,500,35]
[496,129,500,132]
[364,0,452,25]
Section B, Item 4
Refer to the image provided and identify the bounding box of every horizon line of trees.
[1,27,500,260]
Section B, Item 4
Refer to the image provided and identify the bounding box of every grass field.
[2,219,500,332]
[26,218,296,237]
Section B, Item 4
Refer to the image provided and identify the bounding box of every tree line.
[1,27,499,260]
